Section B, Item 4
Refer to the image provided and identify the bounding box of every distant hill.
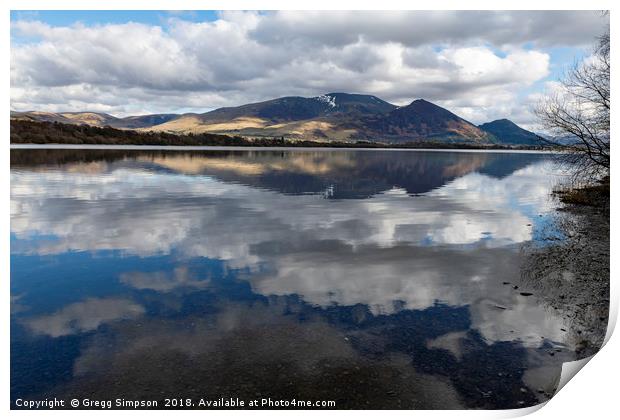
[12,94,539,145]
[365,99,490,143]
[147,93,398,141]
[111,114,179,129]
[478,119,544,146]
[146,95,491,144]
[10,110,178,130]
[11,111,120,126]
[200,92,396,122]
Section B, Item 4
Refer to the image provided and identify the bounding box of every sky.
[10,10,609,130]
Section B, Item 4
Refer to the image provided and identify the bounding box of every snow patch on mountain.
[315,94,336,108]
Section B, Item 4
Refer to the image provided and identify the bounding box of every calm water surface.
[11,148,577,409]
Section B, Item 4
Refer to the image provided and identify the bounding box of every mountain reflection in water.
[11,149,583,409]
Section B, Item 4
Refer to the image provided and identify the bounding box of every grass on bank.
[554,176,610,207]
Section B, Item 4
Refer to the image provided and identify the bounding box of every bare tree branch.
[535,22,610,182]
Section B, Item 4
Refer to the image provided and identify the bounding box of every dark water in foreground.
[10,148,584,409]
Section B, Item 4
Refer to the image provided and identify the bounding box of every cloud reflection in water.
[10,149,571,409]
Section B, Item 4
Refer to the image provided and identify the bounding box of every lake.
[10,148,581,409]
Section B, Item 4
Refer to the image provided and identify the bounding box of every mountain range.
[10,93,543,145]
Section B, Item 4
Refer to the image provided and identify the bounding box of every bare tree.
[536,19,610,181]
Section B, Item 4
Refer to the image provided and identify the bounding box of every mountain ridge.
[478,119,544,146]
[11,93,542,145]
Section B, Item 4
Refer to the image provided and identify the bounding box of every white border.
[3,2,617,419]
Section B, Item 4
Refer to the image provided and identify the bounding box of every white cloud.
[25,297,145,337]
[10,11,607,125]
[120,266,211,292]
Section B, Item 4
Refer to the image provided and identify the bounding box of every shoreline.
[10,143,560,154]
[10,120,555,153]
[521,178,610,359]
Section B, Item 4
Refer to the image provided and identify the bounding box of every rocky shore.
[522,177,610,358]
